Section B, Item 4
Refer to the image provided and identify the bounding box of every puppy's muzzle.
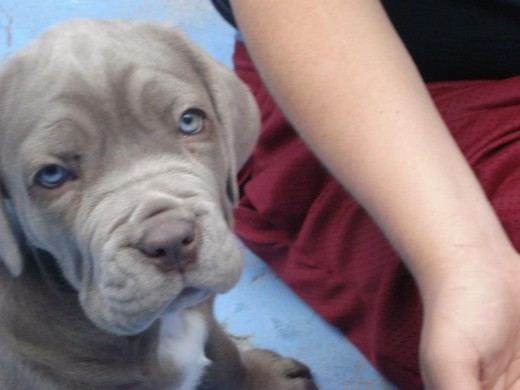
[138,212,197,273]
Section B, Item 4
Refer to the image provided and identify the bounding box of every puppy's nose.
[138,218,197,273]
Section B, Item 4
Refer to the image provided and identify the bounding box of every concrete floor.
[0,1,397,389]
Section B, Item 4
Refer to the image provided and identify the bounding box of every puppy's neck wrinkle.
[32,248,76,294]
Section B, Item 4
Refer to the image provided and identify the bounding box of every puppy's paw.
[240,349,318,390]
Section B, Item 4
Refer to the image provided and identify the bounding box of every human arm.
[230,0,520,388]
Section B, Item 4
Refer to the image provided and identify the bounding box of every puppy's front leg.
[198,316,244,389]
[200,303,317,390]
[238,349,317,390]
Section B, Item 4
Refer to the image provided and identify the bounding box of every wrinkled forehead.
[24,20,206,93]
[0,21,215,146]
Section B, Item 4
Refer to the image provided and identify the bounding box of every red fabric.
[232,40,520,390]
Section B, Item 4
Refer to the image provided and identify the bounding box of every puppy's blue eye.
[35,165,71,188]
[179,109,205,136]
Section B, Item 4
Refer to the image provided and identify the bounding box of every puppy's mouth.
[164,287,212,313]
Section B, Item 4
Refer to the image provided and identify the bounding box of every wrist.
[412,242,519,306]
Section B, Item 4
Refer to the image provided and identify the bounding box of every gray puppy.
[0,20,317,389]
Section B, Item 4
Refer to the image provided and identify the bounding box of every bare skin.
[231,1,520,388]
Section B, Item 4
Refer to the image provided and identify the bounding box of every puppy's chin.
[163,288,213,314]
[80,282,214,336]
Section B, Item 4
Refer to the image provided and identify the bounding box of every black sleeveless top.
[210,0,520,81]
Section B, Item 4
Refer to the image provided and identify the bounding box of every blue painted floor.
[0,1,398,389]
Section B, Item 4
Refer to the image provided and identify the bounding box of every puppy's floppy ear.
[0,192,23,277]
[211,63,260,173]
[204,60,260,206]
[0,139,23,276]
[0,54,25,277]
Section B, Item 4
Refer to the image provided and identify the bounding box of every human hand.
[420,253,520,389]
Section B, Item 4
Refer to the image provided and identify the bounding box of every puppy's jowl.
[0,20,317,389]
